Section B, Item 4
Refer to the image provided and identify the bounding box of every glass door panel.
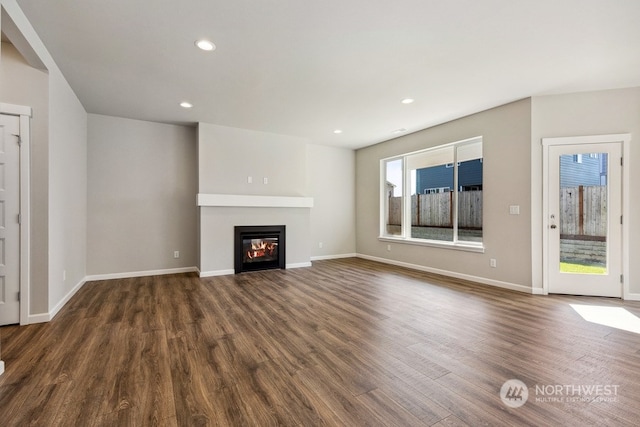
[558,153,608,275]
[546,141,621,297]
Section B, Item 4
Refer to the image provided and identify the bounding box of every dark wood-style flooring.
[1,258,640,426]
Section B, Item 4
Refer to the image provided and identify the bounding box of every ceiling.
[13,0,640,149]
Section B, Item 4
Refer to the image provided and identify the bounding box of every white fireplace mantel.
[197,193,314,208]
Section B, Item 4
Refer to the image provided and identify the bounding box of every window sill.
[378,236,485,253]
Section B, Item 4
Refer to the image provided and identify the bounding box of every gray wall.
[198,123,356,274]
[307,143,356,258]
[531,87,640,294]
[198,123,307,196]
[47,65,87,310]
[0,41,50,315]
[1,9,87,321]
[200,206,311,273]
[356,99,533,289]
[197,123,310,273]
[87,114,198,275]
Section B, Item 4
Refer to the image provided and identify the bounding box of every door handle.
[550,224,557,229]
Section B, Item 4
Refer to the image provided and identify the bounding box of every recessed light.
[180,101,193,109]
[333,129,343,134]
[392,128,407,134]
[195,39,216,51]
[401,98,414,104]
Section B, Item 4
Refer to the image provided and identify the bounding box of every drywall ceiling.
[14,0,640,149]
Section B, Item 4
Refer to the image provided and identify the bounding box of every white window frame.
[379,136,484,253]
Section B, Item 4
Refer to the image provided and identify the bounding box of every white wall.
[531,87,640,296]
[356,99,533,291]
[198,123,356,274]
[198,123,307,196]
[198,123,310,274]
[48,66,87,313]
[200,207,311,274]
[0,40,49,315]
[1,1,88,322]
[87,114,198,275]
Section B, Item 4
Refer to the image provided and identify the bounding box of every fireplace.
[234,225,286,273]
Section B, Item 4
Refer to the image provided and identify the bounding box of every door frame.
[1,103,31,324]
[542,134,630,298]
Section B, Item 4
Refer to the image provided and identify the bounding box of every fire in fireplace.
[234,225,286,273]
[244,238,278,262]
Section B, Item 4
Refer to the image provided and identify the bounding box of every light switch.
[509,205,520,215]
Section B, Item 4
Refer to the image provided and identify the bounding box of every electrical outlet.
[174,251,180,259]
[63,270,66,281]
[490,258,497,268]
[387,244,391,252]
[263,177,269,184]
[319,242,323,248]
[247,176,253,184]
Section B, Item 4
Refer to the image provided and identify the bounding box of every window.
[383,158,403,236]
[424,187,450,194]
[381,137,483,250]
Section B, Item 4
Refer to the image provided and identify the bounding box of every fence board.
[458,191,482,228]
[411,193,452,227]
[388,191,482,228]
[388,196,402,225]
[560,186,606,237]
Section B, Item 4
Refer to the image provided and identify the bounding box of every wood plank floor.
[1,258,640,426]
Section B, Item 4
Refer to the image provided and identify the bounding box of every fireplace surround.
[198,194,312,276]
[234,225,286,273]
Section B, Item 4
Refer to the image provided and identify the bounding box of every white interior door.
[0,114,21,325]
[545,139,622,297]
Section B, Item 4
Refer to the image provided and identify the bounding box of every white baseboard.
[287,262,312,269]
[0,360,4,376]
[25,268,200,324]
[49,278,87,321]
[28,312,51,324]
[356,253,536,294]
[310,253,357,261]
[200,262,312,277]
[199,269,235,277]
[624,292,640,301]
[85,266,198,282]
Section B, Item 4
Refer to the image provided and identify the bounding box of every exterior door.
[0,114,21,325]
[544,139,622,297]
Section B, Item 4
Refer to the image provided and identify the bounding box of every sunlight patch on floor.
[570,304,640,334]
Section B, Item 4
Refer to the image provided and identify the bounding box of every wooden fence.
[387,185,606,235]
[388,191,482,229]
[560,185,606,237]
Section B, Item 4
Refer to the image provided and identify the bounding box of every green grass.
[560,262,607,274]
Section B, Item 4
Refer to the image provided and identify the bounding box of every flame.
[246,239,277,259]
